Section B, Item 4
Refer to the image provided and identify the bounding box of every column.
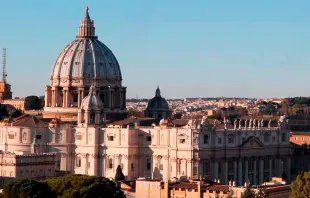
[253,158,257,185]
[238,159,243,186]
[51,90,55,107]
[78,89,81,107]
[259,158,264,185]
[268,158,272,181]
[286,157,291,183]
[214,161,218,181]
[120,91,123,109]
[54,87,59,107]
[223,160,228,184]
[275,158,281,177]
[233,160,237,184]
[63,90,66,107]
[244,158,249,184]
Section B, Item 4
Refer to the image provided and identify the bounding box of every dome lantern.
[77,6,97,39]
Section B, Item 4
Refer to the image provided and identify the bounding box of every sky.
[0,0,310,99]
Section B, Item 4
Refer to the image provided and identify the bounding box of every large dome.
[50,7,122,86]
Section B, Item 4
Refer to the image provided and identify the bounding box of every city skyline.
[0,0,310,98]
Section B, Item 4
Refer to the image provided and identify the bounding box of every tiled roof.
[12,114,48,128]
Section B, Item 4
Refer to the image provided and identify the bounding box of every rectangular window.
[179,139,185,144]
[36,135,42,139]
[8,134,14,139]
[108,136,114,141]
[218,138,222,144]
[147,136,151,141]
[76,134,82,140]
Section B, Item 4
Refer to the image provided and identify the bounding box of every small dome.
[146,87,169,110]
[81,85,103,109]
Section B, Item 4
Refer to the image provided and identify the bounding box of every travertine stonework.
[44,7,126,121]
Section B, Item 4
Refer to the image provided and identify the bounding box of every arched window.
[108,158,113,169]
[204,135,209,144]
[76,156,82,167]
[90,113,95,123]
[146,158,151,170]
[282,133,286,142]
[228,134,234,144]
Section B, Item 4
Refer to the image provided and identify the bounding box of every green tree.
[242,184,256,198]
[3,178,54,198]
[46,174,125,198]
[290,172,310,198]
[25,95,41,110]
[115,165,125,182]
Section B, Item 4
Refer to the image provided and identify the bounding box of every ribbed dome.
[146,87,169,110]
[81,85,103,110]
[50,7,122,83]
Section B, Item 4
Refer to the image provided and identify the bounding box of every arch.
[75,155,82,167]
[159,164,163,171]
[108,158,113,169]
[23,132,27,141]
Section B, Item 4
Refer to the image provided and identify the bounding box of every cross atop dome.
[77,6,97,39]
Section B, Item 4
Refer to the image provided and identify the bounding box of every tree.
[25,95,41,110]
[46,174,125,198]
[3,178,54,198]
[115,165,126,182]
[242,184,256,198]
[290,172,310,198]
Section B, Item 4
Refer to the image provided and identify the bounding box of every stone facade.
[0,152,56,187]
[43,7,126,122]
[0,114,292,185]
[2,99,25,111]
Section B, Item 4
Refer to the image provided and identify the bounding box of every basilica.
[0,7,292,186]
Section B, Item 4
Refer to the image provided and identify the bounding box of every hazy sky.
[0,0,310,99]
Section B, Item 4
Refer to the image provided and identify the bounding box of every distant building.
[2,98,25,111]
[133,178,290,198]
[0,151,56,187]
[144,86,172,120]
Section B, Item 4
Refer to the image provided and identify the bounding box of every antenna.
[2,48,7,82]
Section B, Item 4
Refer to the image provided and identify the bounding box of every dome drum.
[50,77,122,88]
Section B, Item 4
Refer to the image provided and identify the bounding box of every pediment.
[239,136,264,148]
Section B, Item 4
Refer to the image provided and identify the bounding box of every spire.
[77,6,97,38]
[155,86,161,97]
